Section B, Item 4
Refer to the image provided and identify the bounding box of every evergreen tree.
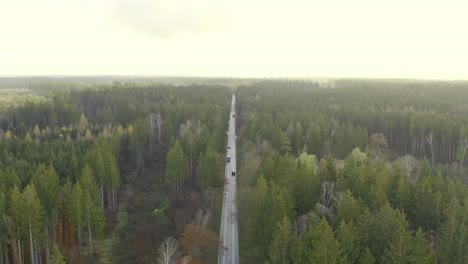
[411,228,435,264]
[267,216,291,264]
[165,140,188,199]
[382,225,413,264]
[336,220,360,264]
[360,248,375,264]
[31,164,60,262]
[79,164,104,264]
[50,244,67,264]
[309,218,340,264]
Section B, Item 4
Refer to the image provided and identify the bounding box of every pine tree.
[50,244,66,264]
[438,197,462,263]
[336,220,360,264]
[71,183,84,262]
[31,164,60,262]
[309,218,340,264]
[411,228,435,264]
[267,216,291,264]
[79,164,104,264]
[288,233,307,264]
[382,225,413,264]
[360,248,375,264]
[165,140,188,200]
[22,184,44,264]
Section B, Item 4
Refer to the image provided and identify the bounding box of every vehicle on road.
[228,146,231,149]
[227,156,231,162]
[232,171,236,176]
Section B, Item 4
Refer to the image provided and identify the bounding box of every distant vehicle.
[228,146,231,149]
[227,156,231,162]
[231,171,236,176]
[232,114,235,118]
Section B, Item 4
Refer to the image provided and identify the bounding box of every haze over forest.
[1,0,467,79]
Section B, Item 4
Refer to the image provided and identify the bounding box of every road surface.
[218,94,239,264]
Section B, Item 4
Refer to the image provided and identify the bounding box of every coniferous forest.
[0,78,467,264]
[0,80,231,263]
[236,80,468,264]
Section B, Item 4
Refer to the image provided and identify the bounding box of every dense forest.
[0,81,231,263]
[1,78,468,264]
[236,80,468,263]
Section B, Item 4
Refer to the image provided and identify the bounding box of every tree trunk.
[106,186,112,211]
[112,183,115,212]
[4,241,10,264]
[460,141,468,171]
[21,242,24,264]
[29,219,35,264]
[35,243,40,264]
[15,238,21,264]
[100,180,104,209]
[0,241,3,264]
[87,219,93,264]
[7,238,21,264]
[78,228,83,264]
[16,237,23,264]
[45,226,50,264]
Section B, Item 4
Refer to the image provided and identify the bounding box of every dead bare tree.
[458,138,468,171]
[255,133,262,153]
[400,155,418,184]
[157,237,180,264]
[425,132,434,166]
[156,113,163,142]
[316,182,341,223]
[178,119,193,138]
[180,255,192,264]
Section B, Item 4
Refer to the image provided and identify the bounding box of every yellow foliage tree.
[5,130,11,140]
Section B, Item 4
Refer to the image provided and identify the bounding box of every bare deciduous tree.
[458,138,468,171]
[316,182,341,223]
[156,113,163,142]
[399,155,418,184]
[180,255,192,264]
[425,132,434,166]
[157,237,180,264]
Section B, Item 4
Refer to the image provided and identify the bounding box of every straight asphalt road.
[218,94,239,264]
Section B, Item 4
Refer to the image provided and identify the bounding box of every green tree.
[382,225,413,264]
[438,197,462,263]
[15,184,44,264]
[411,228,435,264]
[360,248,375,264]
[166,140,188,199]
[309,218,340,264]
[79,164,104,264]
[336,220,360,264]
[419,156,432,178]
[51,244,67,264]
[31,164,60,262]
[288,233,307,264]
[267,216,291,264]
[71,183,84,262]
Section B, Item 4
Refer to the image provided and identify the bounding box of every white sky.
[0,0,467,79]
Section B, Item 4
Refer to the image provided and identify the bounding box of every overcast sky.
[0,0,467,79]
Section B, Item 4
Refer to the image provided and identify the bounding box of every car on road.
[228,146,231,149]
[227,156,231,162]
[231,171,236,176]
